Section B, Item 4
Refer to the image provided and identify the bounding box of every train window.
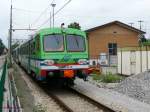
[36,35,40,51]
[43,35,64,51]
[33,41,36,54]
[30,41,36,55]
[66,35,85,52]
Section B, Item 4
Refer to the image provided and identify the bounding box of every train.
[12,27,90,85]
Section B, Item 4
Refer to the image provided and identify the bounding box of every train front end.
[38,28,89,84]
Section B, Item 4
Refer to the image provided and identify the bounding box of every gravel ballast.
[13,64,65,112]
[74,78,150,112]
[114,71,150,105]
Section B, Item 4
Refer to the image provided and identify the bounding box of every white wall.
[118,50,150,75]
[135,51,141,74]
[148,51,150,70]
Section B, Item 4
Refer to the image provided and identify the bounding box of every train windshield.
[44,34,64,51]
[66,35,85,52]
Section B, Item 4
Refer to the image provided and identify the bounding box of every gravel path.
[87,76,119,89]
[113,71,150,105]
[14,64,65,112]
[50,89,105,112]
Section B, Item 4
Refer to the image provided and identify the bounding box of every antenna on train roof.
[61,23,65,28]
[61,23,65,32]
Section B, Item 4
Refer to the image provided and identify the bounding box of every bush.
[102,73,122,83]
[92,72,122,83]
[92,74,102,80]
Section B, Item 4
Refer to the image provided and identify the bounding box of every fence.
[118,46,150,75]
[0,57,22,112]
[89,54,118,74]
[0,59,7,112]
[89,54,117,67]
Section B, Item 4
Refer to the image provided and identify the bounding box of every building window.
[108,43,117,55]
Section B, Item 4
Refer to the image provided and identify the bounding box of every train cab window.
[43,34,64,51]
[66,35,85,52]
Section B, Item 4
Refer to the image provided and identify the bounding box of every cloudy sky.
[0,0,150,46]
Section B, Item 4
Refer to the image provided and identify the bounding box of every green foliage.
[0,38,5,55]
[102,73,122,83]
[92,72,122,83]
[138,34,148,46]
[92,74,103,81]
[142,39,150,46]
[33,103,46,112]
[68,22,81,30]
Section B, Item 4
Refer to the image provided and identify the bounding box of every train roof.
[37,27,86,36]
[17,27,87,48]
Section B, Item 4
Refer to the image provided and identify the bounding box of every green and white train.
[13,27,90,84]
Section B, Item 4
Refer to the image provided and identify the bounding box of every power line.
[30,0,56,27]
[138,20,144,30]
[13,8,40,13]
[37,0,71,29]
[30,7,49,27]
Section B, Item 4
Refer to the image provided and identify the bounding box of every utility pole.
[51,3,56,28]
[50,12,52,28]
[9,0,13,65]
[138,20,144,30]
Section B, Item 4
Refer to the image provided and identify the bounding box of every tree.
[0,38,5,55]
[68,22,81,30]
[139,34,148,45]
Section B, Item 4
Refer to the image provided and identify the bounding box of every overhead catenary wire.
[37,0,72,29]
[12,8,40,13]
[30,0,56,27]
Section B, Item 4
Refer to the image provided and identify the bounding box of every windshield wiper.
[54,35,60,45]
[74,36,79,48]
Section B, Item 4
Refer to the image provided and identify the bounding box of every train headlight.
[42,60,54,66]
[78,59,88,65]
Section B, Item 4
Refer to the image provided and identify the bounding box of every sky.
[0,0,150,47]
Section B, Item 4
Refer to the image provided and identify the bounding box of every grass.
[92,72,123,83]
[33,103,46,112]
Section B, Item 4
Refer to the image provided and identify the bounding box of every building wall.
[88,24,139,59]
[118,47,150,75]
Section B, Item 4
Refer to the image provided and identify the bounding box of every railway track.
[40,83,115,112]
[16,64,115,112]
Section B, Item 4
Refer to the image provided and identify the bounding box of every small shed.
[118,46,150,75]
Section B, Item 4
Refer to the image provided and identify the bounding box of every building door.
[108,43,117,65]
